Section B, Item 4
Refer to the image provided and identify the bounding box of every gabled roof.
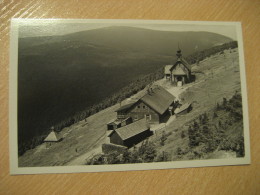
[174,103,191,114]
[115,102,136,112]
[181,58,191,70]
[164,65,173,74]
[114,86,176,115]
[107,117,131,125]
[170,57,191,72]
[141,86,176,115]
[109,118,149,140]
[171,65,188,75]
[44,131,61,142]
[107,119,122,125]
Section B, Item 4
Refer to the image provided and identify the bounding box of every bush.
[188,92,243,156]
[156,151,170,162]
[176,147,183,155]
[160,131,167,146]
[181,131,185,138]
[219,135,244,157]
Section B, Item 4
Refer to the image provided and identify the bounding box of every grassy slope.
[146,48,242,160]
[19,48,241,166]
[19,103,117,166]
[18,89,146,167]
[18,27,232,150]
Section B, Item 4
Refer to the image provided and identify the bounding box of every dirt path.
[66,146,102,165]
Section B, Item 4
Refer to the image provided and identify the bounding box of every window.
[145,114,151,120]
[137,105,140,108]
[143,105,146,109]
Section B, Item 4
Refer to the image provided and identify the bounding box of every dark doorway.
[177,76,183,81]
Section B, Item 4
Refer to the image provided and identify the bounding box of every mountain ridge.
[19,26,233,55]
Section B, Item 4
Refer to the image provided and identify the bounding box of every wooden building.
[115,86,177,124]
[164,65,173,80]
[44,128,62,148]
[108,118,152,147]
[164,49,192,86]
[107,117,132,130]
[174,103,192,116]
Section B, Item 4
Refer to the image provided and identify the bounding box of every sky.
[17,19,238,40]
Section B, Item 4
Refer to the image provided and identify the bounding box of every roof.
[44,131,61,142]
[164,65,173,74]
[171,65,187,75]
[110,119,149,140]
[107,119,122,125]
[107,117,131,125]
[170,57,191,73]
[141,86,176,115]
[174,103,191,114]
[182,58,191,70]
[107,130,114,137]
[115,102,135,112]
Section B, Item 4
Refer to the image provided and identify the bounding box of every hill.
[19,26,233,56]
[18,26,233,155]
[18,47,241,166]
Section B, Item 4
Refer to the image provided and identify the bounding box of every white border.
[9,19,250,175]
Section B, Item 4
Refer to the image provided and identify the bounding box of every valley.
[19,47,242,166]
[18,26,233,153]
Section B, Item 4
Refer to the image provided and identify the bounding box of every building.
[164,65,173,80]
[114,86,177,125]
[174,103,192,116]
[44,128,62,147]
[107,117,132,130]
[108,118,153,147]
[165,49,192,86]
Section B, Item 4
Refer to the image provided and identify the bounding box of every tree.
[216,102,221,110]
[236,136,245,157]
[188,124,198,147]
[213,111,218,119]
[156,151,169,162]
[181,131,186,138]
[201,113,209,124]
[176,147,183,155]
[223,97,227,109]
[138,140,157,162]
[160,131,167,146]
[218,120,223,129]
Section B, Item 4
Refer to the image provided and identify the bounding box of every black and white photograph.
[9,19,250,174]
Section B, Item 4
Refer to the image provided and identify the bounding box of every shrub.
[181,131,186,138]
[176,147,183,155]
[160,131,167,146]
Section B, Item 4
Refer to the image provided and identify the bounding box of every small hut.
[107,117,133,130]
[44,127,61,148]
[108,118,153,148]
[174,103,192,116]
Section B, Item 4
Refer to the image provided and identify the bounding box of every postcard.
[9,19,250,174]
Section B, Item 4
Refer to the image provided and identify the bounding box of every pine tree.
[160,131,167,146]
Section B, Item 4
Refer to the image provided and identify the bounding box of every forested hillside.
[18,25,236,156]
[18,45,242,167]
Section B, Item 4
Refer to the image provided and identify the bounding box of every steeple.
[176,43,182,59]
[50,126,55,132]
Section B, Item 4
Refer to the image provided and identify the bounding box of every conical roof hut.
[44,128,61,142]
